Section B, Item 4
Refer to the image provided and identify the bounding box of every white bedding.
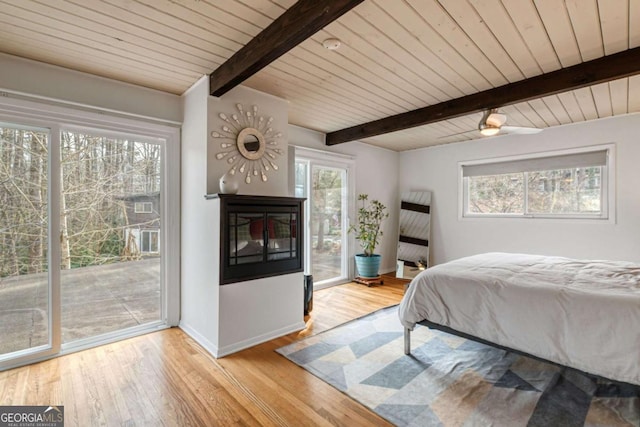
[398,252,640,385]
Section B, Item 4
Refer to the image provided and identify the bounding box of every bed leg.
[404,328,411,355]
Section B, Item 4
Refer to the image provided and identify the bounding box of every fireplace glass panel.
[267,213,297,261]
[229,213,264,265]
[219,195,304,284]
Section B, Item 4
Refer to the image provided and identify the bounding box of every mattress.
[398,252,640,385]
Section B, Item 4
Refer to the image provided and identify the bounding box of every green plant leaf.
[348,194,389,256]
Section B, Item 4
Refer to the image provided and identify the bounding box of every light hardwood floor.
[0,277,406,426]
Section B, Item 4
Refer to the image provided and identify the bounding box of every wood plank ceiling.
[0,0,638,151]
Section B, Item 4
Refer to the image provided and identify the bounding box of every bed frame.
[403,320,634,385]
[404,320,544,360]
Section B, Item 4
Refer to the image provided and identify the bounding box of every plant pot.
[355,254,382,278]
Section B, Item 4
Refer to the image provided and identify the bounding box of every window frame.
[458,144,615,222]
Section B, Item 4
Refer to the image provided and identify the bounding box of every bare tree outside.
[468,173,524,214]
[312,168,342,253]
[295,161,345,283]
[528,168,602,214]
[468,167,602,216]
[0,126,48,277]
[60,131,161,269]
[310,167,344,282]
[1,127,162,278]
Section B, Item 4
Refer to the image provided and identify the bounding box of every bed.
[398,252,640,385]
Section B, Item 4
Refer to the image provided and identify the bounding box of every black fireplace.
[217,194,305,284]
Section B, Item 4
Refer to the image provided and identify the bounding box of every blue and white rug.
[277,305,640,426]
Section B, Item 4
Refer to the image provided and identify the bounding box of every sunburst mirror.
[210,103,283,184]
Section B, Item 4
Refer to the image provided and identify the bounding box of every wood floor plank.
[0,278,405,426]
[111,341,164,426]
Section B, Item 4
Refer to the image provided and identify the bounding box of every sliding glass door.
[59,130,163,346]
[0,123,53,362]
[295,149,353,287]
[0,97,178,369]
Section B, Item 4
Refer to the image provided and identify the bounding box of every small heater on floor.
[304,275,313,315]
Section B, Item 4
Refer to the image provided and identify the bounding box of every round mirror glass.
[237,128,266,160]
[242,133,260,153]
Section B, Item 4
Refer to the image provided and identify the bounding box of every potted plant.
[349,194,389,278]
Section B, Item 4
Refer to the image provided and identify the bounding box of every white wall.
[218,272,303,356]
[207,86,289,196]
[399,114,640,265]
[289,125,400,274]
[180,80,304,357]
[180,77,220,351]
[0,53,181,123]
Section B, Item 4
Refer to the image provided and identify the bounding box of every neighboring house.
[118,192,161,257]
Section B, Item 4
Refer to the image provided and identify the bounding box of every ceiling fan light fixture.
[480,126,500,136]
[439,108,540,140]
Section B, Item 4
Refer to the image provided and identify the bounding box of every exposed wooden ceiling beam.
[209,0,364,97]
[326,47,640,145]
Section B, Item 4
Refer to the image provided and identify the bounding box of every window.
[141,230,159,253]
[135,202,153,213]
[461,147,612,219]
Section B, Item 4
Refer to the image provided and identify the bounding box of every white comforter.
[399,252,640,385]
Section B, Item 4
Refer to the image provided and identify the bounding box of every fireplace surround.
[211,194,305,284]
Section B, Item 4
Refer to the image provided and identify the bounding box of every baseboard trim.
[216,321,306,357]
[179,321,220,358]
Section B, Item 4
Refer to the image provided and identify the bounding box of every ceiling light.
[322,38,341,50]
[480,126,500,136]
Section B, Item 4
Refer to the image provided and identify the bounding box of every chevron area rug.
[277,305,640,426]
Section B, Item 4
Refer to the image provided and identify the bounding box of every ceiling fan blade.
[486,113,507,127]
[501,126,543,134]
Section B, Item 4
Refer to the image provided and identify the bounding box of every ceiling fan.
[441,108,543,139]
[478,108,543,136]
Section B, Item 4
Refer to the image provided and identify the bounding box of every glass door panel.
[296,159,350,286]
[60,131,162,344]
[0,123,51,358]
[310,166,346,283]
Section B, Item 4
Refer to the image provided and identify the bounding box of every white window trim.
[458,144,616,223]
